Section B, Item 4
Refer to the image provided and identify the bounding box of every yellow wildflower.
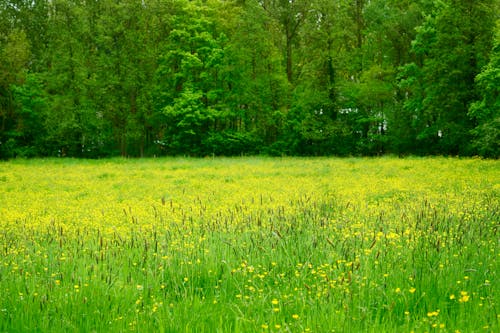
[458,291,470,303]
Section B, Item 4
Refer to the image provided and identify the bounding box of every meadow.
[0,157,498,332]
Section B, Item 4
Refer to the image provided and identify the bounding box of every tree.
[469,21,500,157]
[258,0,310,84]
[0,28,31,158]
[154,0,228,155]
[0,0,498,157]
[401,0,496,155]
[93,0,169,156]
[41,0,96,156]
[9,74,49,157]
[362,0,425,155]
[228,0,289,148]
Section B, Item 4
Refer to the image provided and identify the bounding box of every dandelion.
[292,314,299,319]
[261,324,268,329]
[271,298,279,305]
[409,287,416,294]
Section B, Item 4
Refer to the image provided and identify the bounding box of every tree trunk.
[286,25,293,83]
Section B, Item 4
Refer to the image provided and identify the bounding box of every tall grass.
[0,157,498,332]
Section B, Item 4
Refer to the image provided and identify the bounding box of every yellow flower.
[409,287,416,293]
[427,310,439,317]
[458,291,470,303]
[292,314,299,320]
[449,294,456,300]
[271,298,279,305]
[395,287,401,293]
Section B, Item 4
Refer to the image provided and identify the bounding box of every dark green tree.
[258,0,310,84]
[0,28,31,158]
[469,21,500,158]
[401,0,496,155]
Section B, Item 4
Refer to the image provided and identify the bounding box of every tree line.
[1,0,499,158]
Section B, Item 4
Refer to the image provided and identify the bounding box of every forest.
[0,0,499,158]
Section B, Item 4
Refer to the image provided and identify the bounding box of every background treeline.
[0,0,499,158]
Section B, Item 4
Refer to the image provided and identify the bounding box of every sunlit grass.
[0,157,498,332]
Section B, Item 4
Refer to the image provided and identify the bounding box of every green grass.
[0,157,498,332]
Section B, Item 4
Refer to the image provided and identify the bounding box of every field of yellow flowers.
[0,157,498,332]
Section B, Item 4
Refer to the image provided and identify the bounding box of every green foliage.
[162,89,215,155]
[0,0,498,158]
[203,130,263,156]
[0,28,32,158]
[469,22,500,158]
[401,0,496,155]
[8,74,48,157]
